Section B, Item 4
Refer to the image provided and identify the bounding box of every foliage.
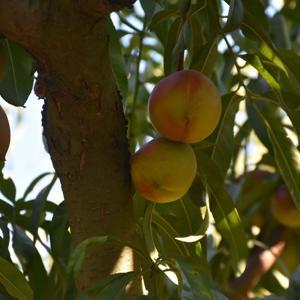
[0,0,300,299]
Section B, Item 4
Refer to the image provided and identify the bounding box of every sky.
[1,92,63,203]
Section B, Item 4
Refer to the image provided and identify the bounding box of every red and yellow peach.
[148,70,222,144]
[131,138,197,203]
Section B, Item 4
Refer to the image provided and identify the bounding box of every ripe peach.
[131,138,197,203]
[271,185,300,228]
[0,105,10,162]
[148,70,222,143]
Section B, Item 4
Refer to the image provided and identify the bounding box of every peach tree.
[0,0,300,299]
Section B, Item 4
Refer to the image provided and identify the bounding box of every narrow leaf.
[0,256,33,300]
[195,152,248,271]
[255,102,300,209]
[78,272,136,300]
[32,174,57,239]
[222,0,244,33]
[22,172,52,200]
[0,39,33,106]
[211,93,242,177]
[149,9,179,30]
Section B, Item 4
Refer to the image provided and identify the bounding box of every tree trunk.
[0,0,137,292]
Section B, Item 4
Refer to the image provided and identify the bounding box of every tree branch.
[0,1,42,48]
[228,226,288,299]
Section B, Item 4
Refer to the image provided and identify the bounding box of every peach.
[271,185,300,228]
[148,70,222,143]
[0,105,10,162]
[130,138,197,203]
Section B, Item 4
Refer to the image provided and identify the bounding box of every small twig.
[118,14,143,33]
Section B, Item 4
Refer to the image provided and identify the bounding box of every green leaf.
[240,54,280,92]
[222,0,244,33]
[76,272,136,300]
[12,226,48,298]
[0,201,13,224]
[195,152,248,271]
[39,261,69,300]
[206,0,221,37]
[149,9,179,30]
[246,100,273,153]
[211,93,242,178]
[32,174,57,239]
[143,203,159,263]
[0,256,33,300]
[164,17,183,75]
[140,0,157,21]
[241,10,273,46]
[174,201,209,243]
[0,220,11,261]
[241,10,290,80]
[269,15,290,49]
[107,17,128,100]
[190,39,218,77]
[188,14,205,68]
[22,172,52,200]
[255,102,300,210]
[0,172,16,203]
[235,170,278,213]
[280,91,300,137]
[277,49,300,97]
[0,39,33,107]
[68,235,148,277]
[176,257,212,300]
[151,211,189,255]
[49,202,71,263]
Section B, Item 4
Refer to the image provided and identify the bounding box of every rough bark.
[0,0,138,293]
